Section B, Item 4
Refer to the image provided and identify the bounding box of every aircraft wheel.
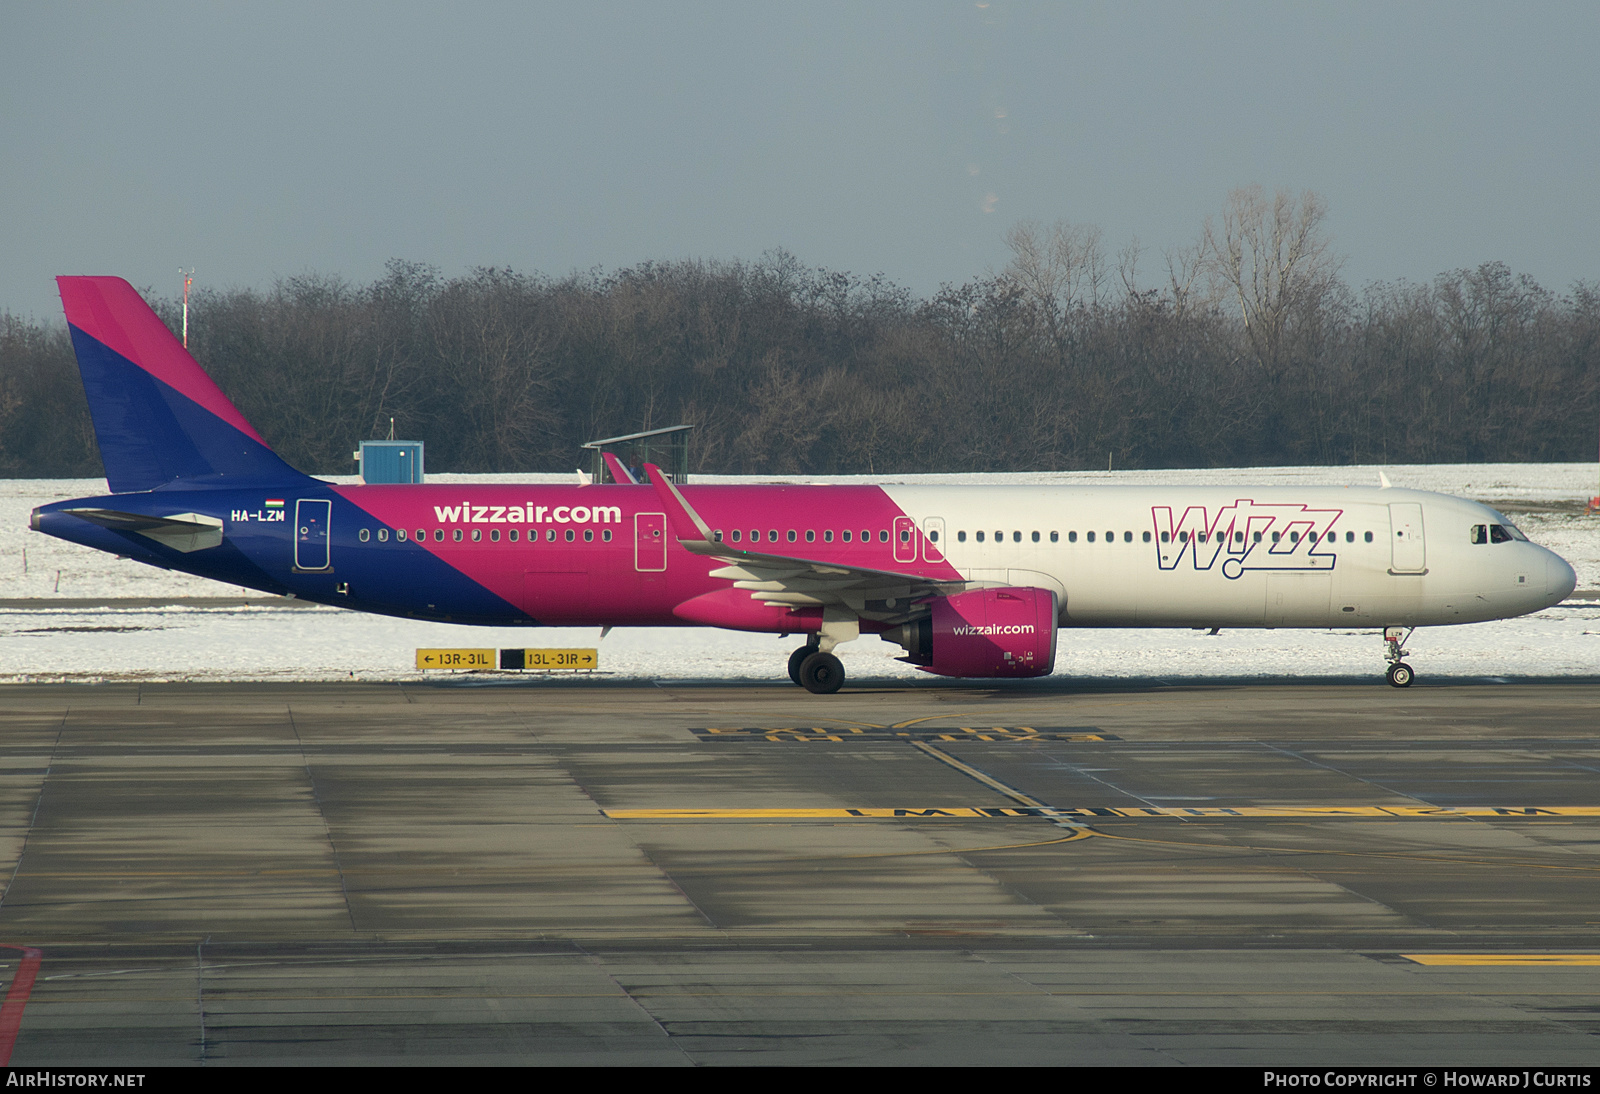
[799,651,845,695]
[1386,662,1414,688]
[787,645,813,686]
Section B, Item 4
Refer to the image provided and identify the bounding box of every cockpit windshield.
[1482,507,1530,542]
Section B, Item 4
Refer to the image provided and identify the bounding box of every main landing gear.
[787,642,815,685]
[797,651,845,694]
[788,641,845,694]
[786,614,860,695]
[1383,626,1416,688]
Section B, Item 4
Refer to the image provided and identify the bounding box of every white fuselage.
[880,485,1575,629]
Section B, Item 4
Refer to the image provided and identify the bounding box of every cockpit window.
[1489,524,1514,544]
[1471,524,1488,545]
[1483,508,1530,541]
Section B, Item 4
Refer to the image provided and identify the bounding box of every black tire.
[787,645,812,686]
[799,651,845,695]
[1386,662,1414,688]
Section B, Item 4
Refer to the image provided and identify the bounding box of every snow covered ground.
[3,465,1597,684]
[3,599,1597,685]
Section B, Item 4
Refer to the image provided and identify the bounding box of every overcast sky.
[4,2,1597,321]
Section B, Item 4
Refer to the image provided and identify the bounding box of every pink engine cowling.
[915,587,1059,678]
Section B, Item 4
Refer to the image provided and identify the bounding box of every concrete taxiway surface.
[1,678,1598,1066]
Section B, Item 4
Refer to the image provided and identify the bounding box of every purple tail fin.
[57,276,303,492]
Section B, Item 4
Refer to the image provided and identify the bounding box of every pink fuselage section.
[334,482,957,628]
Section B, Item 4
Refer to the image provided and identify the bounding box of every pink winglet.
[56,276,266,443]
[602,451,637,484]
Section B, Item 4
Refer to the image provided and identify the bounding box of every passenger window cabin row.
[954,529,1375,544]
[351,522,1406,549]
[356,527,616,544]
[353,526,899,547]
[721,528,891,544]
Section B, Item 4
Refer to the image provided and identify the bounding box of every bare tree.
[1163,238,1212,320]
[1004,220,1108,310]
[1115,236,1145,300]
[1204,185,1341,371]
[426,269,560,470]
[1003,220,1107,357]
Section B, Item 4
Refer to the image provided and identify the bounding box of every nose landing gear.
[1383,626,1415,687]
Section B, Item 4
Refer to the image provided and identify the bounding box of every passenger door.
[1388,503,1426,573]
[294,499,331,571]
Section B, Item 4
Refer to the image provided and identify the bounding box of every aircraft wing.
[693,542,962,612]
[642,464,962,614]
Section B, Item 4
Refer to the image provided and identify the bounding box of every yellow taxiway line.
[602,805,1600,820]
[1402,955,1600,966]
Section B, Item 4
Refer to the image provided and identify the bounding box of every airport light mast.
[180,268,194,348]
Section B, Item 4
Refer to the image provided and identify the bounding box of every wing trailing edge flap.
[62,508,224,553]
[641,463,963,617]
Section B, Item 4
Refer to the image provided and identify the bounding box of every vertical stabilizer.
[56,276,303,492]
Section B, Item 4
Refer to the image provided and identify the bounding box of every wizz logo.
[1151,501,1343,580]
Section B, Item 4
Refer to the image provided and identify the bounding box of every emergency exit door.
[893,516,917,564]
[635,512,667,571]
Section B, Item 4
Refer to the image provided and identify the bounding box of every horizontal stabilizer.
[61,508,224,553]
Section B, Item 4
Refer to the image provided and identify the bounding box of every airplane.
[29,276,1578,693]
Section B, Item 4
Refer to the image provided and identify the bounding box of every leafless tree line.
[2,188,1597,478]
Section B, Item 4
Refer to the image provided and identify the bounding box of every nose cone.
[1545,550,1577,605]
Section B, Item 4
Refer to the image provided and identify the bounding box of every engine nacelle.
[890,587,1058,678]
